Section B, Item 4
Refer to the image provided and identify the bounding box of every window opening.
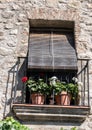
[27,27,77,104]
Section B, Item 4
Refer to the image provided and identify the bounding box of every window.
[27,20,78,103]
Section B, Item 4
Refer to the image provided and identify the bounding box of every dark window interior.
[26,69,77,104]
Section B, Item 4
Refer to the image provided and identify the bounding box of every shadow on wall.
[3,57,27,118]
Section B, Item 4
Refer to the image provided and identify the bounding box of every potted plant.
[49,76,70,105]
[54,81,71,105]
[49,76,79,105]
[22,77,50,104]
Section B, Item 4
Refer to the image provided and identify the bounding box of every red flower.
[21,76,28,83]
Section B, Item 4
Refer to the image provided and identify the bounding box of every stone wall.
[0,0,92,129]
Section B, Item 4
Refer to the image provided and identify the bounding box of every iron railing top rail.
[77,58,91,61]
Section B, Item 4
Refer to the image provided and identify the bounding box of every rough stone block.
[46,0,58,7]
[0,32,4,36]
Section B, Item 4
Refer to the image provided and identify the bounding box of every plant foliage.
[60,127,77,130]
[53,82,67,95]
[0,117,30,130]
[26,78,50,95]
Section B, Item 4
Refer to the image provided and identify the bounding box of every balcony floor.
[12,104,90,123]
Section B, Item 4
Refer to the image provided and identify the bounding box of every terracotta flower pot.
[55,91,71,105]
[31,93,45,105]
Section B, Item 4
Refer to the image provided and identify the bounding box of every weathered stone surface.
[2,11,14,19]
[68,0,81,9]
[87,3,92,9]
[0,0,15,2]
[10,29,18,35]
[0,47,14,56]
[7,42,16,47]
[58,0,68,3]
[10,4,20,10]
[0,32,4,36]
[17,14,28,22]
[46,0,58,7]
[0,4,6,9]
[58,3,67,10]
[4,23,13,29]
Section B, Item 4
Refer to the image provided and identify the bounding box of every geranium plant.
[21,77,50,95]
[49,76,79,105]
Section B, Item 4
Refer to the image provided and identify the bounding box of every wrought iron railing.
[11,57,90,106]
[77,59,90,106]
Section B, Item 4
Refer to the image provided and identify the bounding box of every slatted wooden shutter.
[28,29,77,70]
[53,31,77,70]
[28,32,53,69]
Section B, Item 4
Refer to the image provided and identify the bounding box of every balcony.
[5,57,90,123]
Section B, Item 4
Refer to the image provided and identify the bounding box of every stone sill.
[12,104,90,123]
